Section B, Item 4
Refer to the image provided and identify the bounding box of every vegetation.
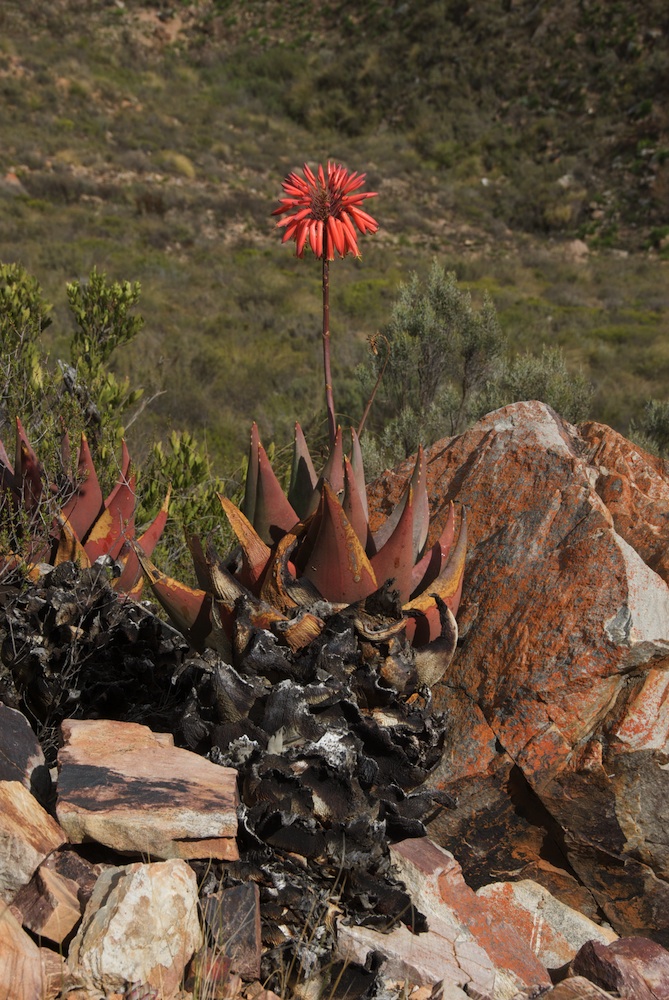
[0,0,667,484]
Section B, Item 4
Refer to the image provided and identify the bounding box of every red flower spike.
[288,423,318,520]
[60,434,104,543]
[301,481,377,604]
[273,162,378,260]
[218,493,271,590]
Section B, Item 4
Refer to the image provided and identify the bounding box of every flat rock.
[369,401,669,941]
[475,879,617,970]
[56,718,239,860]
[347,836,551,999]
[570,937,669,999]
[67,859,202,998]
[0,779,67,902]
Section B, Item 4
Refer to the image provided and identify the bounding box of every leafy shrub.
[360,260,506,463]
[482,345,594,426]
[629,399,669,458]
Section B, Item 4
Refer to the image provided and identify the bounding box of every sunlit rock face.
[369,400,669,944]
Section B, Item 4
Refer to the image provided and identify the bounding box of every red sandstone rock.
[56,718,239,860]
[0,779,67,902]
[475,879,617,970]
[392,838,552,993]
[0,905,69,1000]
[201,882,262,980]
[11,861,82,944]
[369,402,669,942]
[570,937,669,1000]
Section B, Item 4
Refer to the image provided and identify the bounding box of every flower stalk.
[273,162,378,443]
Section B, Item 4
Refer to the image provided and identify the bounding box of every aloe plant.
[135,422,466,663]
[0,417,169,596]
[136,162,467,675]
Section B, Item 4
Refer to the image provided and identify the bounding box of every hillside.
[0,0,668,471]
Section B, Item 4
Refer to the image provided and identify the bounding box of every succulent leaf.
[288,422,318,519]
[132,542,215,651]
[301,480,377,604]
[342,456,371,551]
[404,507,467,623]
[410,500,456,597]
[254,441,299,545]
[60,434,103,543]
[370,485,419,605]
[241,422,260,527]
[218,493,270,589]
[319,425,345,496]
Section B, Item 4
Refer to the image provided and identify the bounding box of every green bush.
[361,260,506,462]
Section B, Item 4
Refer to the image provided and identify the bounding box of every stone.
[570,937,669,999]
[338,836,550,998]
[67,859,202,998]
[56,718,239,860]
[390,838,552,997]
[0,904,69,1000]
[201,882,261,979]
[0,704,51,803]
[475,879,617,970]
[184,948,241,999]
[336,921,469,997]
[0,779,67,902]
[543,978,615,998]
[11,861,83,944]
[369,402,669,942]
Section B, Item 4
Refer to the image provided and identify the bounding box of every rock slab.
[67,858,202,998]
[56,718,239,860]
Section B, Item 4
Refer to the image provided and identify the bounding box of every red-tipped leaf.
[410,500,456,597]
[370,485,418,605]
[253,441,299,545]
[60,434,103,543]
[287,423,318,519]
[218,493,270,590]
[301,481,377,604]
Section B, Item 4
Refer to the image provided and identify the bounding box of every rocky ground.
[2,401,669,999]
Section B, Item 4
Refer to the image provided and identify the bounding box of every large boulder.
[369,401,669,943]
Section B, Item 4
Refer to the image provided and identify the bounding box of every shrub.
[482,345,594,426]
[360,260,506,463]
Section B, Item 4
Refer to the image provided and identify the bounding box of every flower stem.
[322,255,336,446]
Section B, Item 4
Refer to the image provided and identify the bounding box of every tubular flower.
[272,162,378,260]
